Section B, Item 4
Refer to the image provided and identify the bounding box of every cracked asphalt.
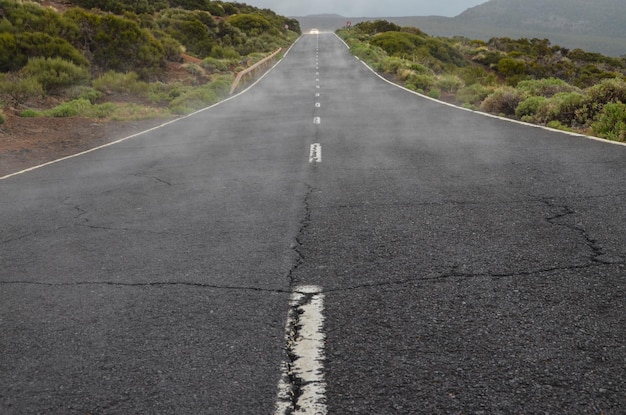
[2,33,626,414]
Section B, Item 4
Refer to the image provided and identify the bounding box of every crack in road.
[0,279,292,293]
[311,260,623,294]
[541,198,624,265]
[287,184,314,286]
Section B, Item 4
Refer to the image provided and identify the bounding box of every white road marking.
[315,102,321,108]
[315,93,320,97]
[313,117,321,125]
[309,143,322,163]
[274,285,327,415]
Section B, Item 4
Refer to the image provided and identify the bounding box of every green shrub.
[0,73,44,105]
[406,73,435,92]
[46,98,92,117]
[377,56,408,75]
[353,20,402,35]
[586,78,626,106]
[480,87,525,116]
[202,57,229,73]
[20,109,39,117]
[66,9,165,79]
[370,31,421,57]
[209,45,240,60]
[169,86,218,114]
[435,75,463,93]
[90,102,117,118]
[458,65,494,86]
[0,110,5,125]
[227,14,271,36]
[496,57,527,85]
[516,96,547,120]
[547,120,574,132]
[540,92,587,125]
[350,43,386,66]
[427,89,441,99]
[592,102,626,141]
[0,32,22,71]
[92,71,150,96]
[456,84,492,107]
[22,57,90,94]
[516,78,578,98]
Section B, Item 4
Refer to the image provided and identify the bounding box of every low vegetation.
[338,21,626,142]
[0,0,300,122]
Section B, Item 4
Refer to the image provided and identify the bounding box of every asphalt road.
[2,33,626,414]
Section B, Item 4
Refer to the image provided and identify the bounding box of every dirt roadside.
[0,112,177,177]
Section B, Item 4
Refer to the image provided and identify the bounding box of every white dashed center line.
[309,143,322,163]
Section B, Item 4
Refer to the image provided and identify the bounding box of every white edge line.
[0,36,305,182]
[332,33,626,148]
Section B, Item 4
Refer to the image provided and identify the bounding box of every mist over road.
[2,33,626,414]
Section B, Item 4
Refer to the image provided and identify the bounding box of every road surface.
[2,33,626,414]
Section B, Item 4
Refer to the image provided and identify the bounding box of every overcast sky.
[241,0,490,17]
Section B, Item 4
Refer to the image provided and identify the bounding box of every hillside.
[337,20,626,142]
[296,0,626,57]
[390,0,626,57]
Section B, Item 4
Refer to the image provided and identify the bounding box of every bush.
[0,32,20,71]
[66,9,165,79]
[227,14,271,36]
[406,73,435,92]
[592,102,626,141]
[46,98,92,117]
[20,109,39,117]
[427,89,441,99]
[65,86,101,103]
[0,110,4,125]
[92,71,150,96]
[458,65,494,86]
[22,57,90,94]
[377,56,408,75]
[169,85,218,114]
[456,84,491,107]
[350,43,386,66]
[0,73,44,105]
[586,78,626,106]
[435,75,463,93]
[370,31,421,57]
[539,92,587,125]
[202,57,229,73]
[516,78,578,98]
[480,86,525,116]
[516,96,547,121]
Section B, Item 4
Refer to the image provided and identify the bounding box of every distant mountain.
[456,0,625,37]
[295,0,626,56]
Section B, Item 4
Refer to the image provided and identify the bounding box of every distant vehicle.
[310,28,319,34]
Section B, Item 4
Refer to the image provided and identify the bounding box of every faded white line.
[313,117,321,125]
[275,285,327,415]
[309,143,322,163]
